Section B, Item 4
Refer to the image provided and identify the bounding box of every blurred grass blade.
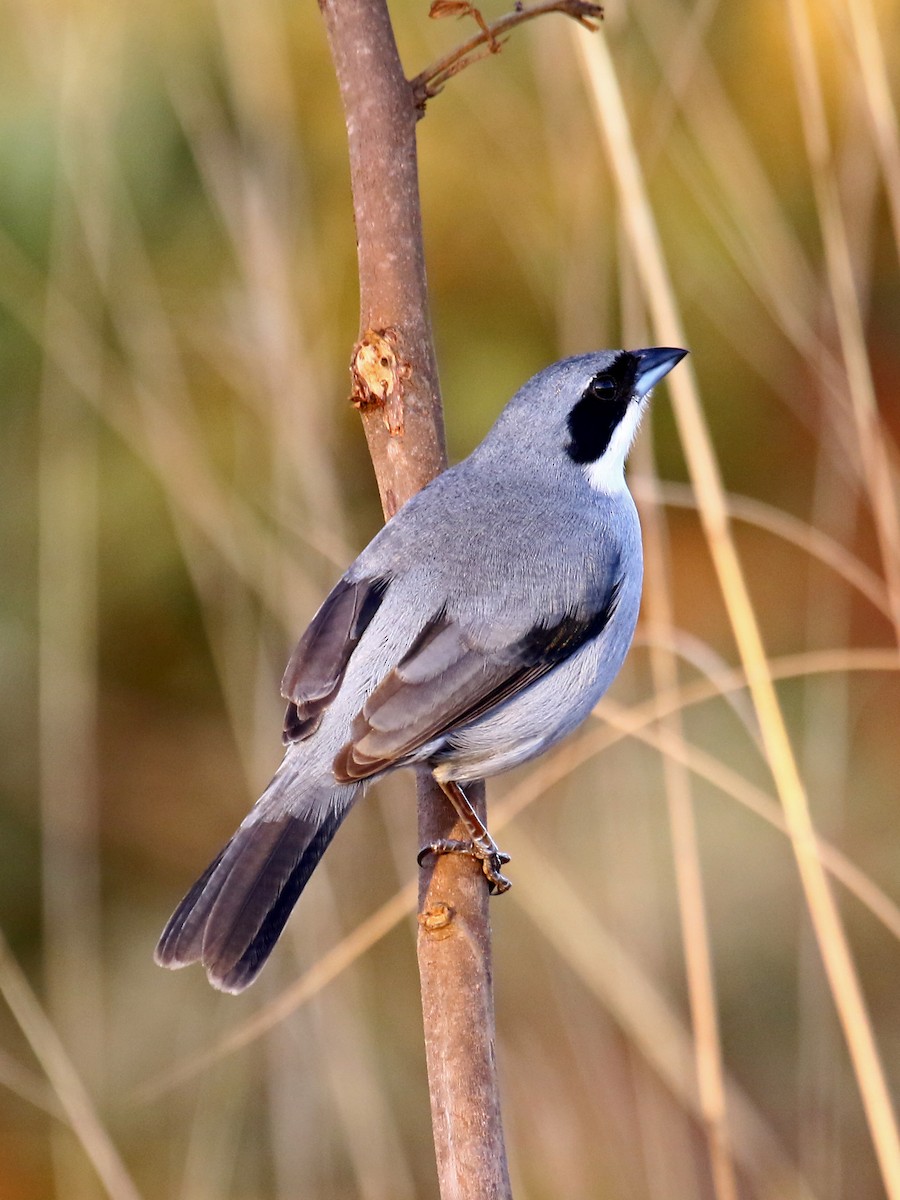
[598,698,900,945]
[0,1048,60,1118]
[0,929,142,1200]
[0,231,329,624]
[786,0,900,642]
[39,56,107,1200]
[132,880,418,1104]
[637,438,739,1200]
[506,831,818,1200]
[573,25,900,1195]
[843,0,900,260]
[631,477,891,620]
[135,646,900,1104]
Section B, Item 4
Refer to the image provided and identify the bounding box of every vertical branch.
[318,1,512,1195]
[319,0,446,515]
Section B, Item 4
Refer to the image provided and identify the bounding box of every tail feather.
[154,843,233,968]
[208,811,346,992]
[155,785,359,992]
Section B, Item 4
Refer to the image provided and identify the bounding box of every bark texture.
[318,1,512,1194]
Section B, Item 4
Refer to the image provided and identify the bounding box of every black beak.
[632,346,688,398]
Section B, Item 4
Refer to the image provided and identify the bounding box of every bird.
[155,345,687,993]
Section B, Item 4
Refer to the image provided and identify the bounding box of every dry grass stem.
[842,0,900,260]
[574,27,900,1194]
[506,834,819,1200]
[0,931,142,1200]
[787,0,900,643]
[631,477,891,619]
[2,4,898,1193]
[636,435,738,1200]
[133,646,900,1105]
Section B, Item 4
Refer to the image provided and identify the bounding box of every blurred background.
[2,0,900,1196]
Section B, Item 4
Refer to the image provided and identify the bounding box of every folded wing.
[281,575,389,743]
[334,578,621,781]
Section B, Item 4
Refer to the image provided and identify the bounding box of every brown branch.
[318,0,513,1196]
[411,0,604,111]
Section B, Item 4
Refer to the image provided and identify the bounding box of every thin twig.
[410,0,603,110]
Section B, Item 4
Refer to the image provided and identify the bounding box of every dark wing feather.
[333,580,622,782]
[281,575,389,744]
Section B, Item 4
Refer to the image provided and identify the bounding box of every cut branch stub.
[351,328,411,437]
[419,902,454,933]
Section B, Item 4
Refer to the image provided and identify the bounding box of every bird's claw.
[484,856,513,894]
[417,838,512,894]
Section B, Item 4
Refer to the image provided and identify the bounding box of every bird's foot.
[417,838,512,894]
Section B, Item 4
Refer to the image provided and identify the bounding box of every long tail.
[155,772,362,993]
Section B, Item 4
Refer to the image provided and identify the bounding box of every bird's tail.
[155,767,362,993]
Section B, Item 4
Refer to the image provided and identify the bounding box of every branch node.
[350,328,410,436]
[419,902,455,933]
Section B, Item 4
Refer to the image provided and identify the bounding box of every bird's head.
[483,346,687,492]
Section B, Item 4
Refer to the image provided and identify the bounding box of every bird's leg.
[417,779,512,894]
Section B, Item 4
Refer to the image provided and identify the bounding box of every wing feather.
[281,575,389,743]
[333,579,622,781]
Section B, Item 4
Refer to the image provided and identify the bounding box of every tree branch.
[318,0,512,1194]
[411,0,604,111]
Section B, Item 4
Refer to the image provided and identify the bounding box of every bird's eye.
[587,375,617,400]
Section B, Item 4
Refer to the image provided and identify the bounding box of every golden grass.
[0,930,141,1200]
[787,0,900,643]
[637,443,739,1200]
[1,1,899,1195]
[843,0,900,257]
[132,645,900,1108]
[575,20,900,1197]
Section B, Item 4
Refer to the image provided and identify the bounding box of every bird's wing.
[332,579,622,782]
[281,575,389,743]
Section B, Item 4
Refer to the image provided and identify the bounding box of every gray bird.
[155,346,687,992]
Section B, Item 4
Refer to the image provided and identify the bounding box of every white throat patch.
[583,399,647,493]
